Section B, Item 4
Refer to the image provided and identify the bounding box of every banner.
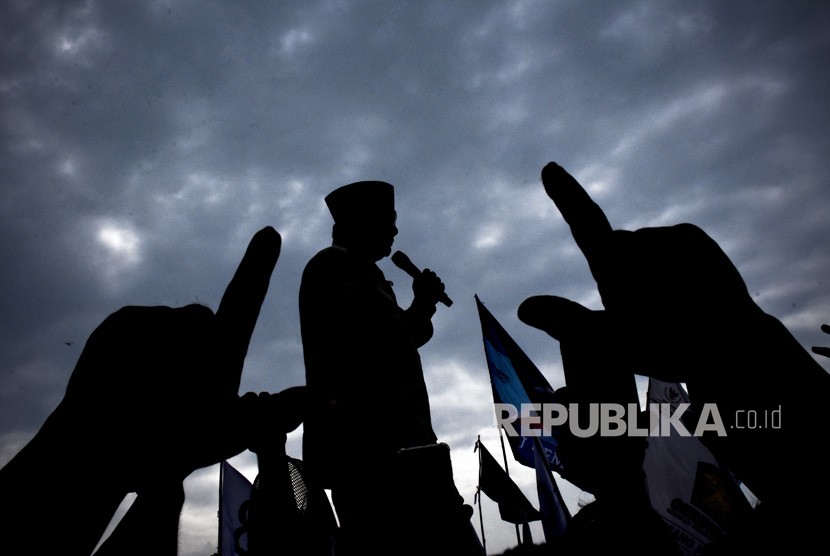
[642,379,753,555]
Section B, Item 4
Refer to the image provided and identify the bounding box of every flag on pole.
[475,295,562,472]
[532,437,571,543]
[219,460,253,556]
[475,438,541,524]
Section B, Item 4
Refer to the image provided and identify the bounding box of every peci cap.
[324,180,395,225]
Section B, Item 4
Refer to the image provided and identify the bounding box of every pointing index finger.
[216,226,281,392]
[541,162,614,280]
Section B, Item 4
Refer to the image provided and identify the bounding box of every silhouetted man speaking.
[299,180,481,555]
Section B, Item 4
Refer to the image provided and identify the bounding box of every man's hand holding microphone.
[392,250,453,309]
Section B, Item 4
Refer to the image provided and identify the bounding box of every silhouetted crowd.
[1,162,828,556]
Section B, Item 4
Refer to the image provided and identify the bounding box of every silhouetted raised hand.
[518,161,830,553]
[65,226,282,485]
[519,163,763,381]
[0,226,287,556]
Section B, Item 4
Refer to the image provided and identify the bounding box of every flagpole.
[497,426,510,475]
[218,461,224,556]
[498,426,522,546]
[475,436,487,554]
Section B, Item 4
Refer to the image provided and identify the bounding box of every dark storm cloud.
[2,1,829,553]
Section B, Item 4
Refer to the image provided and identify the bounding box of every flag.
[475,438,541,524]
[642,379,753,555]
[475,295,561,471]
[219,460,253,556]
[533,437,571,543]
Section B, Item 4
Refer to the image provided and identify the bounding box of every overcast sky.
[2,1,829,554]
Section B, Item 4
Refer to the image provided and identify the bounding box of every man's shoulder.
[305,245,348,270]
[302,246,357,287]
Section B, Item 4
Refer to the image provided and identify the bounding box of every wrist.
[410,296,437,318]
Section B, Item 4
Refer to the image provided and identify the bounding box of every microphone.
[391,250,453,307]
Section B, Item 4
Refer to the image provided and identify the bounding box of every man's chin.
[373,244,393,261]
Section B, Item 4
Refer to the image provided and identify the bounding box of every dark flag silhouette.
[475,438,541,525]
[219,460,252,556]
[532,436,572,544]
[475,295,561,472]
[475,298,573,547]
